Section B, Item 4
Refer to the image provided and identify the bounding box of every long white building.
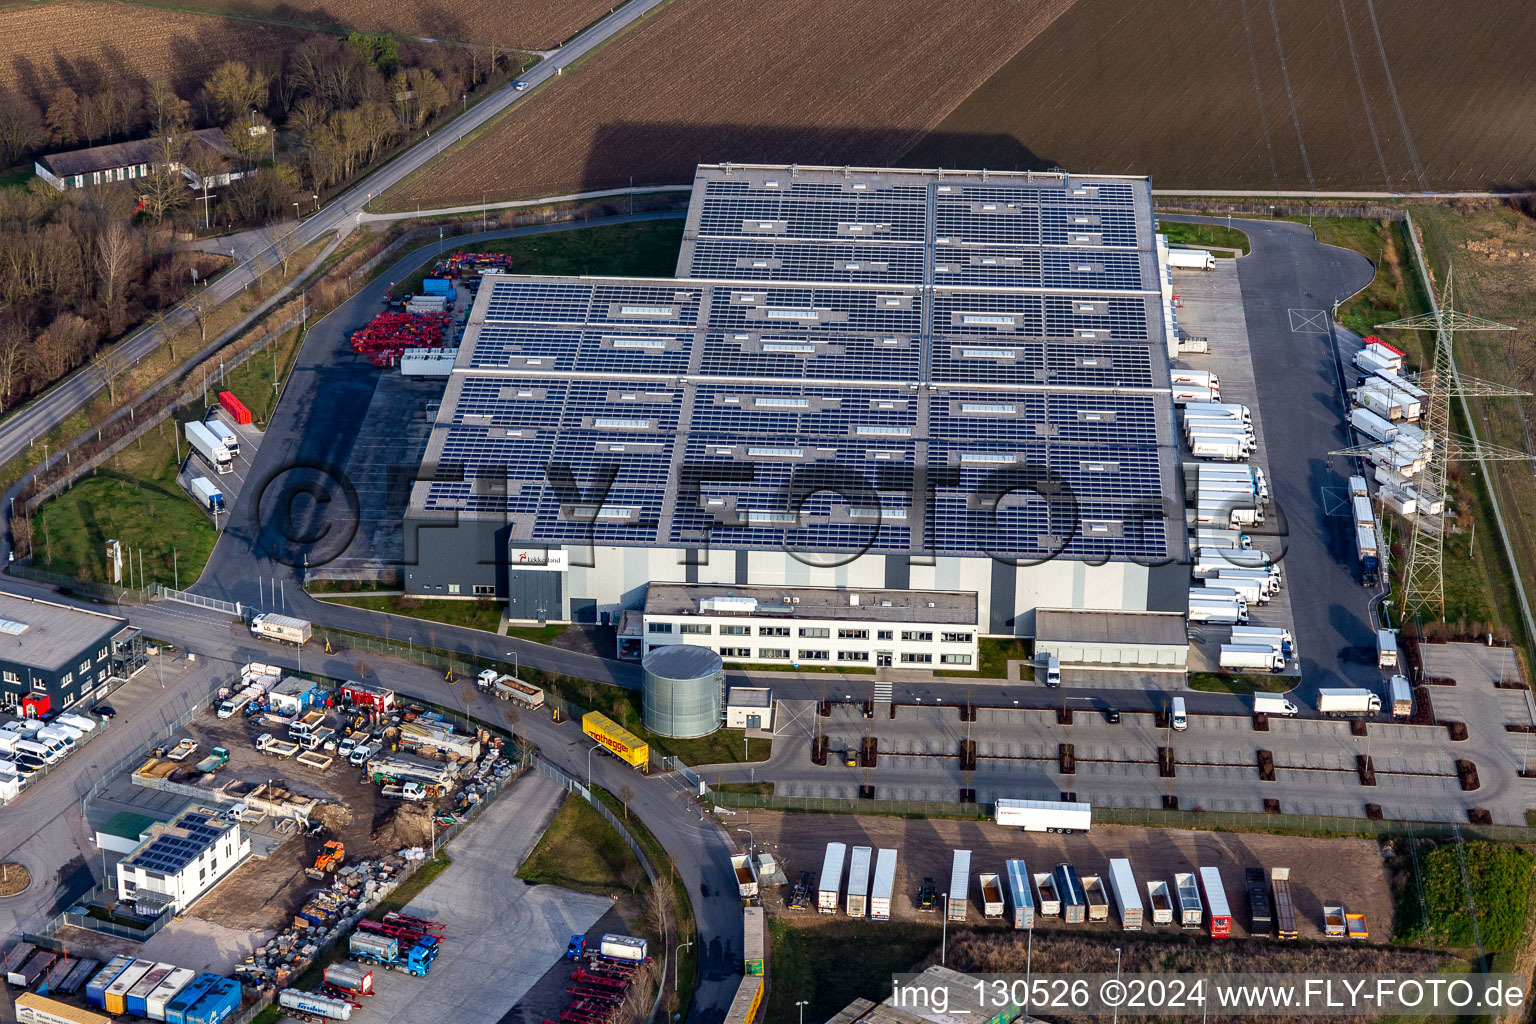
[403,163,1185,636]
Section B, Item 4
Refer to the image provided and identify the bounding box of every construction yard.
[743,810,1396,941]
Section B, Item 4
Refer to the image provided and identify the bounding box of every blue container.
[85,954,135,1008]
[423,277,454,296]
[163,973,221,1024]
[184,977,242,1024]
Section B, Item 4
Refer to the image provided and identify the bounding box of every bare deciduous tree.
[187,290,213,344]
[97,218,139,333]
[88,344,131,404]
[618,782,635,821]
[0,319,28,410]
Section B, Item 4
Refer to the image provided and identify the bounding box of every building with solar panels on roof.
[115,804,251,917]
[402,164,1186,653]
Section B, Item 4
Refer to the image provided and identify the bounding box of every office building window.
[838,628,868,640]
[877,630,894,640]
[447,583,461,594]
[900,652,933,664]
[799,627,830,638]
[941,632,973,643]
[940,654,973,665]
[901,631,933,642]
[758,648,789,659]
[719,647,751,658]
[719,625,749,636]
[680,623,711,635]
[837,650,869,662]
[648,623,673,634]
[473,584,495,596]
[798,649,829,661]
[758,626,789,637]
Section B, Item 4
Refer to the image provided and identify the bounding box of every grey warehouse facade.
[403,163,1186,635]
[0,593,132,717]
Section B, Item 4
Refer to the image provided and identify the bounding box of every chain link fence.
[1153,200,1408,221]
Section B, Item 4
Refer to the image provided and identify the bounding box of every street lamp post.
[796,1001,809,1024]
[1112,947,1122,1024]
[736,828,753,855]
[675,938,693,992]
[586,742,602,787]
[941,892,948,964]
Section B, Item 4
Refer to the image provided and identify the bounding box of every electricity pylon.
[1331,267,1524,623]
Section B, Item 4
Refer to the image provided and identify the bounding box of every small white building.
[725,687,774,731]
[266,676,313,717]
[115,804,250,916]
[1034,608,1189,671]
[642,583,980,670]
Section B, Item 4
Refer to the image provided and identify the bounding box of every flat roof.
[100,811,160,842]
[1036,607,1188,647]
[726,687,772,708]
[645,582,977,625]
[0,593,124,672]
[122,804,236,877]
[409,163,1180,564]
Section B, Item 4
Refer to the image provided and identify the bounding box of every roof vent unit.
[700,595,759,614]
[0,619,29,635]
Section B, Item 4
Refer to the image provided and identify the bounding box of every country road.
[0,0,668,481]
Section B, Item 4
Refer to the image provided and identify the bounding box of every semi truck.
[1081,873,1110,922]
[1376,629,1400,669]
[1199,867,1232,938]
[250,613,312,646]
[473,670,546,708]
[1317,688,1382,716]
[204,414,240,457]
[1187,599,1248,626]
[1033,871,1061,917]
[817,842,846,914]
[1056,864,1087,923]
[1389,675,1413,718]
[1167,249,1217,270]
[1108,859,1143,930]
[994,797,1091,833]
[184,420,232,474]
[1005,859,1035,929]
[582,711,649,771]
[1219,644,1285,673]
[1356,525,1381,585]
[1232,625,1293,655]
[1171,385,1217,405]
[1189,437,1249,462]
[947,850,972,922]
[870,849,897,921]
[1170,368,1220,388]
[1194,527,1252,550]
[978,872,1005,919]
[732,854,760,901]
[347,931,437,976]
[1271,868,1298,939]
[1174,873,1203,928]
[1145,879,1174,926]
[190,476,225,513]
[599,935,649,962]
[1350,407,1399,444]
[845,846,873,918]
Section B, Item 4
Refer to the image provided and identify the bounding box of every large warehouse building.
[403,163,1185,636]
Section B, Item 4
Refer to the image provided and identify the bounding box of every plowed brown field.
[379,0,1077,210]
[904,0,1536,190]
[0,1,325,101]
[146,0,616,49]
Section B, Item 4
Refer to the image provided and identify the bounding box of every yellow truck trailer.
[582,712,649,771]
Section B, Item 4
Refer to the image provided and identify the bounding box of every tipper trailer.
[978,872,1005,919]
[1145,880,1174,925]
[1005,859,1035,929]
[1174,873,1203,928]
[1082,874,1110,922]
[1033,871,1061,917]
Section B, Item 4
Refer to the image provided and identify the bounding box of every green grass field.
[1188,672,1293,695]
[519,794,647,895]
[390,219,684,298]
[318,592,504,633]
[1156,220,1251,255]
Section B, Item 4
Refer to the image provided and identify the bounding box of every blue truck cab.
[406,937,438,977]
[565,935,586,960]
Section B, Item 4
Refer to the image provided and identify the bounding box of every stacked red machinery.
[350,311,451,367]
[547,956,642,1024]
[435,251,514,278]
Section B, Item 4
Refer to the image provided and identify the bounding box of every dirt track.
[743,810,1394,940]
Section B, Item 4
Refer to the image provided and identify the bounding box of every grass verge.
[518,793,647,895]
[317,592,504,633]
[388,219,684,297]
[935,636,1034,679]
[1188,672,1293,695]
[506,623,571,643]
[1156,220,1251,255]
[767,918,938,1024]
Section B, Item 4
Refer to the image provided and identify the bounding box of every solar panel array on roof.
[411,164,1178,562]
[124,811,229,876]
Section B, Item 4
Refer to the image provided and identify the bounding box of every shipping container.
[183,977,241,1024]
[146,966,197,1020]
[1005,859,1034,929]
[218,391,252,426]
[1199,867,1232,938]
[869,849,897,922]
[845,846,873,918]
[600,934,649,962]
[104,960,154,1015]
[1108,859,1143,930]
[947,850,972,922]
[163,972,221,1024]
[1174,873,1203,928]
[817,842,846,914]
[1056,864,1086,923]
[86,956,136,1008]
[1033,871,1061,917]
[126,962,177,1017]
[743,906,764,975]
[15,992,112,1024]
[581,712,649,770]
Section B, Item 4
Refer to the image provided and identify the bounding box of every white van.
[1170,696,1188,731]
[1252,693,1300,717]
[15,738,61,764]
[1044,655,1062,688]
[37,726,77,751]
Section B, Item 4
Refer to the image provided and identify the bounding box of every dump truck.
[474,670,546,708]
[1107,859,1143,930]
[1200,867,1232,938]
[1174,873,1203,928]
[1272,867,1298,940]
[1082,874,1110,922]
[256,733,300,758]
[817,842,846,914]
[732,854,760,901]
[1033,871,1061,917]
[1005,859,1035,929]
[194,747,229,773]
[1324,905,1347,937]
[870,849,897,921]
[1056,864,1087,923]
[978,872,1005,919]
[1145,879,1174,926]
[845,846,873,918]
[948,850,972,922]
[250,613,312,646]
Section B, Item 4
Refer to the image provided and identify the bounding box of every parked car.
[92,704,117,719]
[1102,704,1121,724]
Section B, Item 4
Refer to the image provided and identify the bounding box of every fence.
[155,585,241,617]
[4,563,148,604]
[707,790,1536,842]
[534,757,669,1024]
[1153,199,1408,222]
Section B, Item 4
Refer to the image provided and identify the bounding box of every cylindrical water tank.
[642,645,724,739]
